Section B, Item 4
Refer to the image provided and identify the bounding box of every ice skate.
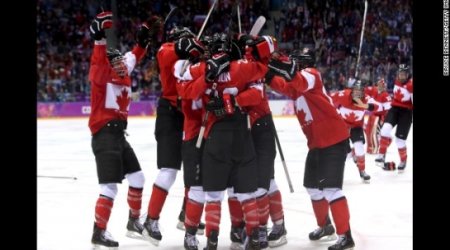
[184,231,199,250]
[143,218,162,246]
[177,210,185,230]
[126,211,144,239]
[309,222,336,241]
[328,230,355,250]
[243,228,260,250]
[203,230,218,250]
[397,161,406,173]
[375,154,385,167]
[258,226,268,249]
[268,222,287,247]
[359,170,371,183]
[230,224,246,250]
[91,223,119,249]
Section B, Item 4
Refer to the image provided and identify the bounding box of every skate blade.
[375,162,384,167]
[362,178,371,184]
[197,228,205,235]
[142,231,161,246]
[176,221,185,231]
[126,230,144,240]
[398,169,405,174]
[230,242,244,250]
[312,234,338,242]
[268,235,287,248]
[92,244,118,250]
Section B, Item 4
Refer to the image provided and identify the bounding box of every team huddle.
[87,9,413,250]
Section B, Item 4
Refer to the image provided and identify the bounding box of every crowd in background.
[37,0,412,102]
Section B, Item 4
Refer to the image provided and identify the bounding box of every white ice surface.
[37,117,412,250]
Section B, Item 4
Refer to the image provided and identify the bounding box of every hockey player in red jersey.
[235,78,289,248]
[330,80,383,183]
[364,78,392,154]
[224,34,287,248]
[175,32,273,250]
[375,64,413,172]
[142,26,206,246]
[88,12,156,249]
[266,47,355,250]
[170,35,208,250]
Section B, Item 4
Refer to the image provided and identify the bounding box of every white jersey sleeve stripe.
[300,71,316,91]
[124,51,136,76]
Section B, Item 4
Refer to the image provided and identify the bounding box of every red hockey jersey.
[330,89,379,128]
[88,41,145,135]
[365,86,391,116]
[236,80,271,126]
[157,42,180,107]
[392,78,413,110]
[174,58,268,137]
[270,68,349,149]
[179,99,203,141]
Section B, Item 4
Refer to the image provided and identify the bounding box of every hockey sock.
[205,201,221,237]
[95,195,114,229]
[256,194,270,226]
[181,187,189,211]
[398,147,407,163]
[356,155,365,171]
[185,199,204,230]
[311,198,329,227]
[127,186,143,218]
[268,190,284,224]
[241,199,260,236]
[378,136,392,155]
[228,197,244,227]
[147,184,168,220]
[330,197,351,235]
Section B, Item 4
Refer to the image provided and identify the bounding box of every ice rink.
[37,117,412,250]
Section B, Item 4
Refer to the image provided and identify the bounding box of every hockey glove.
[136,23,151,48]
[206,96,226,118]
[267,57,297,82]
[248,36,277,62]
[175,37,205,61]
[205,53,231,83]
[90,11,113,41]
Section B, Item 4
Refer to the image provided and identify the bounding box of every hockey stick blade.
[249,16,266,36]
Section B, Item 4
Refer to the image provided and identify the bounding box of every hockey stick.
[197,0,218,40]
[272,120,294,193]
[164,4,178,24]
[38,175,78,180]
[249,16,266,36]
[99,0,118,49]
[179,0,218,77]
[237,2,242,33]
[354,0,368,79]
[162,5,179,42]
[196,83,217,148]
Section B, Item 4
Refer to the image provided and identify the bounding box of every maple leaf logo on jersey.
[344,112,357,123]
[116,88,130,112]
[298,109,307,124]
[394,88,404,102]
